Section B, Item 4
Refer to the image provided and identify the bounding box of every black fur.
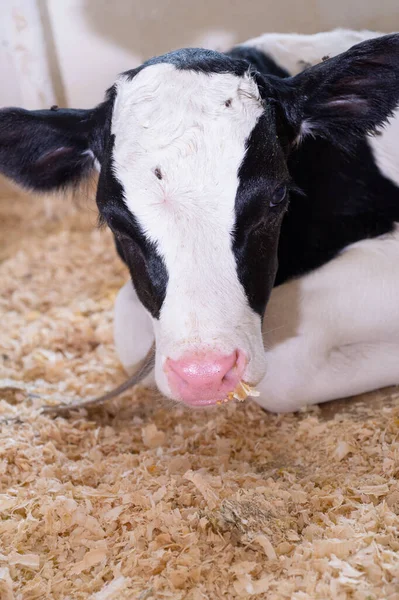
[0,107,98,191]
[228,45,290,78]
[276,136,399,285]
[97,135,168,319]
[233,106,290,315]
[231,37,399,295]
[123,47,252,81]
[274,34,399,150]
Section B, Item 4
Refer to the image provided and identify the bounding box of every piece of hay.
[184,470,220,509]
[142,423,166,448]
[217,381,260,405]
[70,549,108,575]
[90,576,131,600]
[6,552,40,570]
[0,567,14,600]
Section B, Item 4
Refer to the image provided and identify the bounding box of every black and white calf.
[1,29,399,412]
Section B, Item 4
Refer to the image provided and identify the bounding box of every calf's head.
[1,35,399,405]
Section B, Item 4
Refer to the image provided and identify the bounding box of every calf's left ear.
[269,33,399,148]
[0,104,107,192]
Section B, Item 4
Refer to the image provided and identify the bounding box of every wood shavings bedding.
[1,191,399,599]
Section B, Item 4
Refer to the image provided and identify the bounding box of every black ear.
[0,104,107,192]
[269,34,399,148]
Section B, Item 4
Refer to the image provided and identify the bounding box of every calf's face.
[1,37,399,405]
[101,60,290,404]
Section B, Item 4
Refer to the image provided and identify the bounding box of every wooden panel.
[0,0,56,108]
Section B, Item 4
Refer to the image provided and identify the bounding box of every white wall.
[47,0,399,108]
[1,0,399,109]
[0,0,56,108]
[46,0,140,108]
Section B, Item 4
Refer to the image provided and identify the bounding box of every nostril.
[222,367,236,384]
[221,356,239,384]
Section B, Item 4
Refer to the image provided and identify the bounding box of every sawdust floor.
[0,187,399,600]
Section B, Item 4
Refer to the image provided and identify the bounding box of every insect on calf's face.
[98,57,291,405]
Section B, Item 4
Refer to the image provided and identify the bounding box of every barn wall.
[0,0,398,109]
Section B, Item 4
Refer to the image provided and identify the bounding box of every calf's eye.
[270,185,287,207]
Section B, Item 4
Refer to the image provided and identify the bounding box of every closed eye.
[270,184,287,207]
[234,179,301,242]
[270,181,304,207]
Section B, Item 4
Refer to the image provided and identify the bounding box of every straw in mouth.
[216,381,260,405]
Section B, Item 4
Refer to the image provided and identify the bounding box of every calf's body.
[115,29,399,411]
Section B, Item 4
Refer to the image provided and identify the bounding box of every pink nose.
[165,350,246,406]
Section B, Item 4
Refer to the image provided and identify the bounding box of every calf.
[1,29,399,412]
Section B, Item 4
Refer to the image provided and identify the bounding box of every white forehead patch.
[110,62,265,355]
[111,63,263,243]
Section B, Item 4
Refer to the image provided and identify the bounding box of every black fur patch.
[276,136,399,285]
[232,35,399,312]
[227,45,290,78]
[0,104,111,192]
[123,47,252,81]
[0,108,94,191]
[96,135,168,319]
[233,107,289,315]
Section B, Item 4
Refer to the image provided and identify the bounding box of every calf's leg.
[114,280,156,387]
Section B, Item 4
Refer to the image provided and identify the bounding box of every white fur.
[258,225,399,412]
[242,28,382,76]
[368,107,399,188]
[114,280,155,387]
[111,64,266,397]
